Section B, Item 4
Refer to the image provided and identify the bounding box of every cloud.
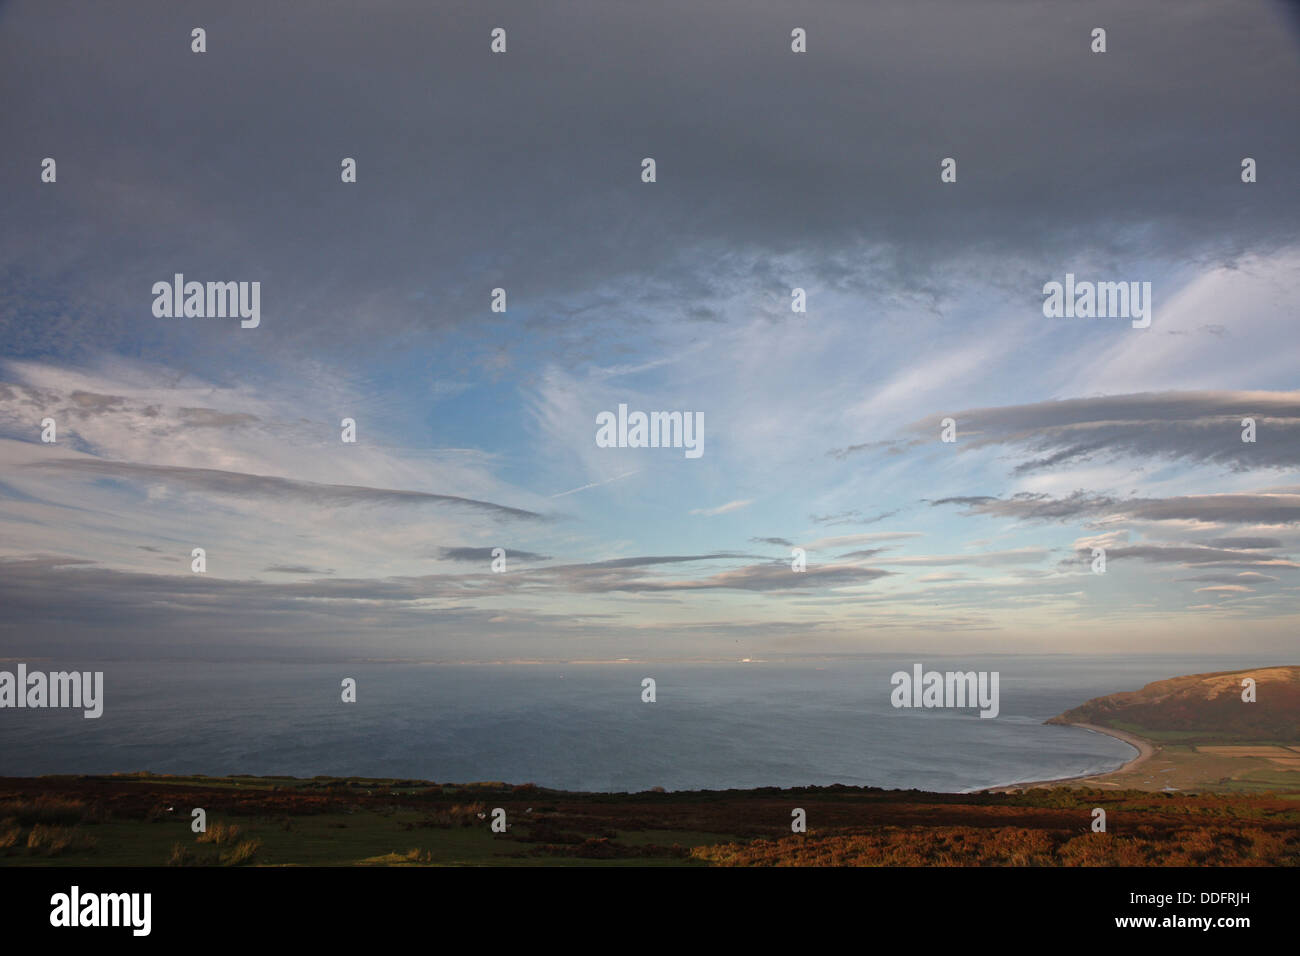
[689,499,753,516]
[1205,537,1283,550]
[25,457,547,520]
[549,469,640,498]
[439,547,551,563]
[801,532,923,551]
[905,391,1300,473]
[1067,544,1299,569]
[613,562,893,593]
[837,548,889,560]
[826,440,913,462]
[877,548,1048,567]
[809,508,900,525]
[4,0,1297,371]
[542,553,749,572]
[177,408,260,428]
[1178,572,1278,585]
[933,491,1300,526]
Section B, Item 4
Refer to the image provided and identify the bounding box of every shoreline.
[976,722,1158,794]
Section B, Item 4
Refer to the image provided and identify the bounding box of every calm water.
[0,655,1279,792]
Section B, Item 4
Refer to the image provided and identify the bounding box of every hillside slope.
[1047,665,1300,741]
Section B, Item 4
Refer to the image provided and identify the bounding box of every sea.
[0,654,1282,793]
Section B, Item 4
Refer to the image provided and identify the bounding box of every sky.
[1,0,1298,661]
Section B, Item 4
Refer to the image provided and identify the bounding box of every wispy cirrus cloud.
[932,491,1300,526]
[25,457,548,521]
[438,547,551,563]
[689,499,753,516]
[1064,543,1298,570]
[800,532,923,551]
[904,391,1300,473]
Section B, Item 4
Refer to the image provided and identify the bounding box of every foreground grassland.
[1,772,1296,866]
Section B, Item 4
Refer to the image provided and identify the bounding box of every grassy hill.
[1047,665,1300,743]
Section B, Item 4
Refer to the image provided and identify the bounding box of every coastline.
[977,721,1158,794]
